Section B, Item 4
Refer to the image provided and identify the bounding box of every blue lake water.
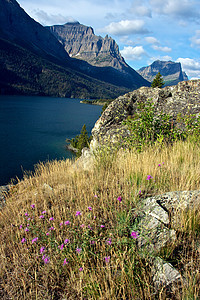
[0,96,102,185]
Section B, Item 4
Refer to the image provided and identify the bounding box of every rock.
[0,185,12,209]
[74,147,94,171]
[42,183,53,194]
[91,80,200,148]
[137,60,189,86]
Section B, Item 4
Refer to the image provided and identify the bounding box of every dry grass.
[0,139,199,299]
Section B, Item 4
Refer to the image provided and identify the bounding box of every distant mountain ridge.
[47,22,150,90]
[137,60,188,86]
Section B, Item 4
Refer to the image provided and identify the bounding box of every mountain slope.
[137,60,188,86]
[47,22,150,90]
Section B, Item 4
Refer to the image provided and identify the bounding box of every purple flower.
[158,164,161,167]
[25,213,29,216]
[42,210,46,214]
[106,238,112,245]
[146,175,153,180]
[49,227,54,231]
[64,221,70,225]
[27,224,30,227]
[131,231,139,239]
[40,246,45,254]
[90,240,95,245]
[21,238,27,243]
[117,196,122,202]
[139,190,142,194]
[88,225,92,230]
[49,217,54,221]
[104,256,110,263]
[79,267,83,272]
[32,237,38,243]
[88,206,92,211]
[63,259,68,266]
[59,222,63,226]
[75,211,81,216]
[27,218,31,221]
[76,248,82,254]
[19,225,23,229]
[64,239,70,244]
[46,232,50,236]
[39,215,44,219]
[31,204,35,209]
[25,227,29,232]
[59,244,64,250]
[80,224,85,228]
[43,256,50,264]
[94,195,98,198]
[100,225,105,228]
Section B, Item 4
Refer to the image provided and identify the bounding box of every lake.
[0,95,102,186]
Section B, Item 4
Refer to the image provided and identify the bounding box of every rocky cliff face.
[47,22,150,90]
[137,60,188,86]
[0,0,69,61]
[91,80,200,149]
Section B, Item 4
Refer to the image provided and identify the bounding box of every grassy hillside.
[0,138,199,299]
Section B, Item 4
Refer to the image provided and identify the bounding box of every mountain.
[137,60,188,86]
[47,22,150,90]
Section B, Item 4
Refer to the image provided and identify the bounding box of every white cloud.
[120,46,147,60]
[34,10,77,25]
[152,45,172,52]
[176,58,200,78]
[191,30,200,48]
[145,36,159,44]
[130,0,152,17]
[101,20,149,36]
[150,0,199,19]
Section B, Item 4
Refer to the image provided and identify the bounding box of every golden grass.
[0,139,199,299]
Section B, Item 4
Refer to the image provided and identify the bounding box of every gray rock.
[0,185,12,208]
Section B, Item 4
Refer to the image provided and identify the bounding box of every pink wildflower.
[117,196,122,202]
[88,206,92,211]
[64,239,70,244]
[21,238,27,243]
[131,231,139,239]
[75,211,81,216]
[63,259,68,266]
[64,221,70,225]
[104,256,110,263]
[31,204,35,209]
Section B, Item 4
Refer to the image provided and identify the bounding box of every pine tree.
[76,124,90,157]
[151,72,165,88]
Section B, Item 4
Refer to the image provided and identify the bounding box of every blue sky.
[17,0,200,79]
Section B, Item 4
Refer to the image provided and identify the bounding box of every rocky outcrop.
[91,80,200,148]
[137,60,188,86]
[47,22,150,90]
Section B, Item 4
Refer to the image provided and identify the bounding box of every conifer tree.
[151,72,165,88]
[76,124,90,156]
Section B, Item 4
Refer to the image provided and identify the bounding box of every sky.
[17,0,200,79]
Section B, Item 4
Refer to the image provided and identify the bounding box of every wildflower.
[76,248,82,254]
[100,225,105,228]
[49,217,54,221]
[94,195,98,198]
[64,239,70,244]
[39,215,44,219]
[19,225,23,229]
[25,227,29,232]
[88,206,92,211]
[158,164,161,167]
[90,240,95,245]
[94,216,96,220]
[106,238,112,245]
[139,190,142,194]
[43,256,50,264]
[75,211,81,216]
[79,267,83,272]
[117,196,122,202]
[46,232,50,236]
[31,204,35,209]
[42,210,46,214]
[88,225,92,230]
[146,175,153,180]
[63,259,68,266]
[80,224,85,228]
[25,213,29,216]
[21,238,27,243]
[32,237,38,243]
[131,231,139,239]
[59,222,63,226]
[28,218,31,221]
[64,221,70,225]
[40,246,45,254]
[104,256,110,263]
[27,224,30,226]
[59,244,64,250]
